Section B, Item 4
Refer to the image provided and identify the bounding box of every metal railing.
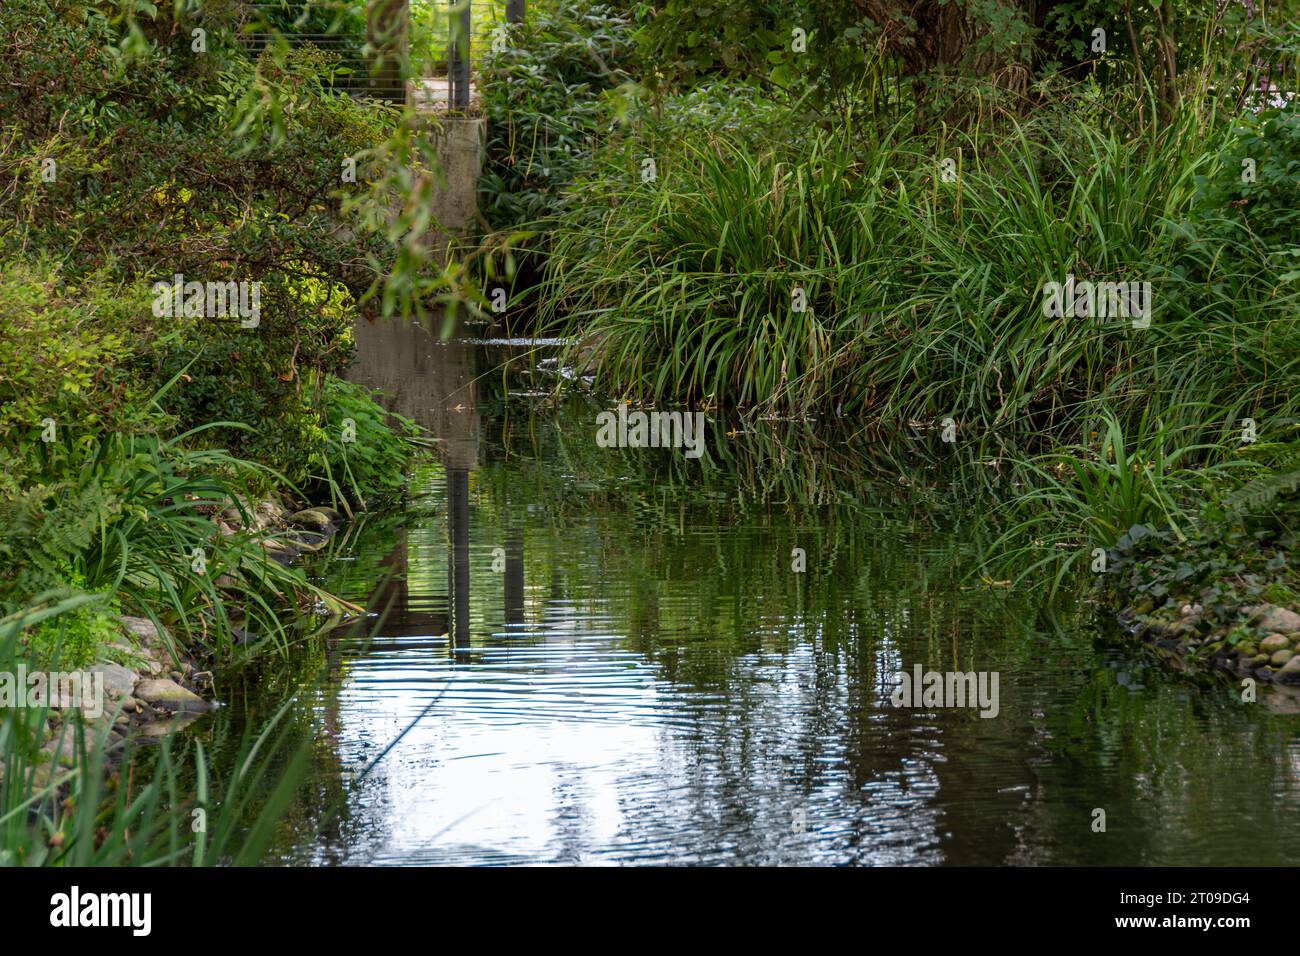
[235,1,524,107]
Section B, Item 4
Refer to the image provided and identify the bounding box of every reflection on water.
[227,316,1300,865]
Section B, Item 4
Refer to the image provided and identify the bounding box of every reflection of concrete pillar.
[347,315,480,466]
[504,529,524,625]
[372,526,409,622]
[368,0,408,102]
[447,467,471,646]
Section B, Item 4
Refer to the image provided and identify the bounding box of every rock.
[88,662,137,701]
[1248,604,1300,635]
[138,652,167,679]
[1132,596,1155,615]
[1250,654,1271,666]
[261,541,298,566]
[1237,642,1258,658]
[1260,633,1291,653]
[133,679,210,714]
[261,541,298,565]
[121,616,161,643]
[40,723,89,768]
[1270,649,1294,666]
[1276,656,1300,682]
[256,499,285,524]
[289,509,335,533]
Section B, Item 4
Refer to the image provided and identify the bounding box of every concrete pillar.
[427,115,486,264]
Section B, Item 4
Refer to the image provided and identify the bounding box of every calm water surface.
[213,317,1300,866]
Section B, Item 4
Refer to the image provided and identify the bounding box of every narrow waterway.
[211,316,1300,865]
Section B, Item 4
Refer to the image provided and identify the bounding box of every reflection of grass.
[981,404,1249,596]
[454,398,1063,680]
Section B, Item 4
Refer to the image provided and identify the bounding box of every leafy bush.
[1178,103,1300,266]
[317,377,424,502]
[0,265,166,452]
[477,0,637,255]
[24,565,120,669]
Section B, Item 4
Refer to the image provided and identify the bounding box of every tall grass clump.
[543,124,910,412]
[979,405,1251,594]
[543,97,1300,448]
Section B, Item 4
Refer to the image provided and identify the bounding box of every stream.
[208,316,1300,866]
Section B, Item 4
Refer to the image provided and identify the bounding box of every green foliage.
[0,0,426,490]
[317,377,425,503]
[0,593,313,865]
[636,0,780,83]
[1178,103,1300,263]
[0,476,120,607]
[1225,430,1300,514]
[1107,515,1300,637]
[24,566,121,669]
[978,405,1245,595]
[0,265,167,448]
[477,0,637,258]
[544,96,1300,445]
[246,0,369,89]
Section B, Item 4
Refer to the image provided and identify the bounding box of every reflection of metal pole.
[448,467,471,646]
[504,529,524,625]
[449,0,471,111]
[506,0,524,23]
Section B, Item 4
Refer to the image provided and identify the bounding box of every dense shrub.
[543,104,1300,438]
[0,265,165,448]
[1177,104,1300,265]
[477,0,637,258]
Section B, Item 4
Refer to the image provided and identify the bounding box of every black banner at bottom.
[0,866,1283,942]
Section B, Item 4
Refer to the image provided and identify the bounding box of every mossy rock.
[289,509,336,533]
[1260,633,1291,653]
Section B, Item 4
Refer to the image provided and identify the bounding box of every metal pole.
[450,0,471,111]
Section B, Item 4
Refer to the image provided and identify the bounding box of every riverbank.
[8,491,359,787]
[1109,505,1300,693]
[475,2,1300,693]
